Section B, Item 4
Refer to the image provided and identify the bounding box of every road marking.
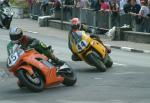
[114,71,145,75]
[91,77,103,80]
[121,47,133,51]
[111,100,124,103]
[113,62,127,66]
[57,100,102,103]
[0,100,37,103]
[23,30,38,34]
[57,100,124,103]
[144,50,150,53]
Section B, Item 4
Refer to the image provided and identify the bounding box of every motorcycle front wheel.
[17,69,45,92]
[87,53,107,72]
[5,17,12,29]
[104,54,113,68]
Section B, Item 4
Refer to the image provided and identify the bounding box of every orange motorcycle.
[7,44,77,92]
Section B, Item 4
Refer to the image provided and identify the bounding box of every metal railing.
[31,2,150,32]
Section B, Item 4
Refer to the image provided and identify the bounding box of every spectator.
[51,0,61,19]
[120,0,127,14]
[123,0,141,13]
[100,0,109,11]
[136,0,149,32]
[148,0,150,15]
[75,0,90,8]
[136,0,141,5]
[26,0,34,16]
[75,0,90,23]
[40,0,50,16]
[129,0,141,14]
[123,0,131,13]
[64,0,74,21]
[92,0,100,11]
[64,0,74,5]
[127,0,141,31]
[90,0,98,10]
[51,0,61,11]
[109,0,119,27]
[147,0,150,32]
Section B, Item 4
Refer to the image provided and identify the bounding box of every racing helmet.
[71,18,80,30]
[9,27,23,43]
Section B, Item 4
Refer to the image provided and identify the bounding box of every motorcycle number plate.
[76,40,88,52]
[7,52,19,67]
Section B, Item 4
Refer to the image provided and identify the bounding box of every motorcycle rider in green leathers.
[7,27,65,66]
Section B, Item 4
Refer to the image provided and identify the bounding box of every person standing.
[75,0,90,23]
[40,0,50,16]
[64,0,74,21]
[100,0,109,11]
[109,0,120,27]
[128,0,141,31]
[136,0,149,32]
[120,0,127,14]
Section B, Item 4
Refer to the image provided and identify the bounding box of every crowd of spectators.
[28,0,150,32]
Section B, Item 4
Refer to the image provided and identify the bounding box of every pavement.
[99,35,150,54]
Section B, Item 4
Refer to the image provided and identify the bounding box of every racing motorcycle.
[70,30,113,72]
[7,44,77,92]
[0,5,13,29]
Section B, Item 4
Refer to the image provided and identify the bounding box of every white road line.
[144,50,150,53]
[57,100,124,103]
[57,100,101,103]
[105,44,111,47]
[114,72,145,75]
[113,62,127,66]
[23,30,38,34]
[92,77,103,80]
[121,47,133,51]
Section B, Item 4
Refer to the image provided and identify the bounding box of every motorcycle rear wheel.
[58,67,77,86]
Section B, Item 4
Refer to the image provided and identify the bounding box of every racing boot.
[48,52,65,66]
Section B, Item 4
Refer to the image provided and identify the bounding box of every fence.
[31,2,150,32]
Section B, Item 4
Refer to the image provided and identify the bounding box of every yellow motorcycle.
[69,30,113,72]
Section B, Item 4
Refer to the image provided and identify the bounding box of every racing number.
[77,40,88,52]
[10,54,17,61]
[8,53,18,67]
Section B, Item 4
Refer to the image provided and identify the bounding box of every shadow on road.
[66,61,105,73]
[0,61,7,69]
[74,67,105,73]
[4,84,77,95]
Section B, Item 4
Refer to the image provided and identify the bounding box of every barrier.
[31,2,150,32]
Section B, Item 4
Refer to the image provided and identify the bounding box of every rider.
[7,27,65,66]
[68,18,111,61]
[0,0,10,6]
[0,0,10,28]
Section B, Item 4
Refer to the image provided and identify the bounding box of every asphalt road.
[0,19,150,103]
